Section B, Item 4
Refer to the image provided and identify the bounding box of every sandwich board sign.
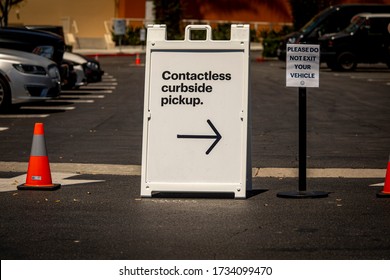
[140,24,251,198]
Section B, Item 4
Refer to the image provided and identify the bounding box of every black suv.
[319,13,390,71]
[277,4,390,60]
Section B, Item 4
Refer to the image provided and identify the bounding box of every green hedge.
[112,26,146,46]
[112,23,293,58]
[260,26,294,57]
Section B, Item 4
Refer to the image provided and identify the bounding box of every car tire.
[336,52,357,71]
[0,75,11,113]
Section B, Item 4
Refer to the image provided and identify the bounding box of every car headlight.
[287,37,296,44]
[86,61,99,70]
[13,64,47,75]
[48,65,60,79]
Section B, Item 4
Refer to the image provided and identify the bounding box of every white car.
[63,51,87,88]
[64,51,104,83]
[0,48,61,113]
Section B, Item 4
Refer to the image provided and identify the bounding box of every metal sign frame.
[140,24,251,198]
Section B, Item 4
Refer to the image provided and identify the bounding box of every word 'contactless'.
[162,71,231,81]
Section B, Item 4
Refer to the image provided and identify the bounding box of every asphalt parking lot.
[1,174,389,259]
[0,54,389,260]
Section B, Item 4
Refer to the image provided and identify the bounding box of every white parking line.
[252,167,386,178]
[0,114,50,118]
[20,106,76,111]
[367,79,390,82]
[47,99,95,103]
[61,95,105,99]
[95,82,118,86]
[334,73,390,84]
[350,76,367,79]
[0,127,9,131]
[61,90,113,94]
[82,86,115,90]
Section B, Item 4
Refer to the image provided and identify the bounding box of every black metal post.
[277,87,328,199]
[299,87,307,191]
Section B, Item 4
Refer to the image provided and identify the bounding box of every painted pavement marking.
[0,162,384,179]
[0,172,104,193]
[0,114,49,118]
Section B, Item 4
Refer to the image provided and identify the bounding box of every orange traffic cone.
[17,123,61,191]
[135,53,141,65]
[377,154,390,198]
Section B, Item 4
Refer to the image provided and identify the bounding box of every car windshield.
[299,7,333,34]
[344,16,366,33]
[32,45,54,60]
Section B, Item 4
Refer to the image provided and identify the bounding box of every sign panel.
[286,44,320,88]
[140,28,146,42]
[113,19,126,36]
[141,25,251,198]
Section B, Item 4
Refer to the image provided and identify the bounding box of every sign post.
[140,24,251,199]
[140,28,146,49]
[113,19,126,51]
[278,44,328,198]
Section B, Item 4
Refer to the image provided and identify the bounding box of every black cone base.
[376,191,390,198]
[277,190,329,199]
[17,184,61,191]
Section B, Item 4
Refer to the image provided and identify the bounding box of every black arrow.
[177,119,222,155]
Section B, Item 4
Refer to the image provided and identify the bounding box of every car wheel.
[337,52,357,71]
[0,76,11,113]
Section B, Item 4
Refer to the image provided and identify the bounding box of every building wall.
[118,0,145,18]
[183,0,390,23]
[8,0,390,38]
[9,0,115,37]
[182,0,292,23]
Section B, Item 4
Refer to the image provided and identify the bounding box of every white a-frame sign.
[141,24,251,198]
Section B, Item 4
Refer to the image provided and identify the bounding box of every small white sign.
[140,28,146,41]
[286,44,320,88]
[113,19,126,35]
